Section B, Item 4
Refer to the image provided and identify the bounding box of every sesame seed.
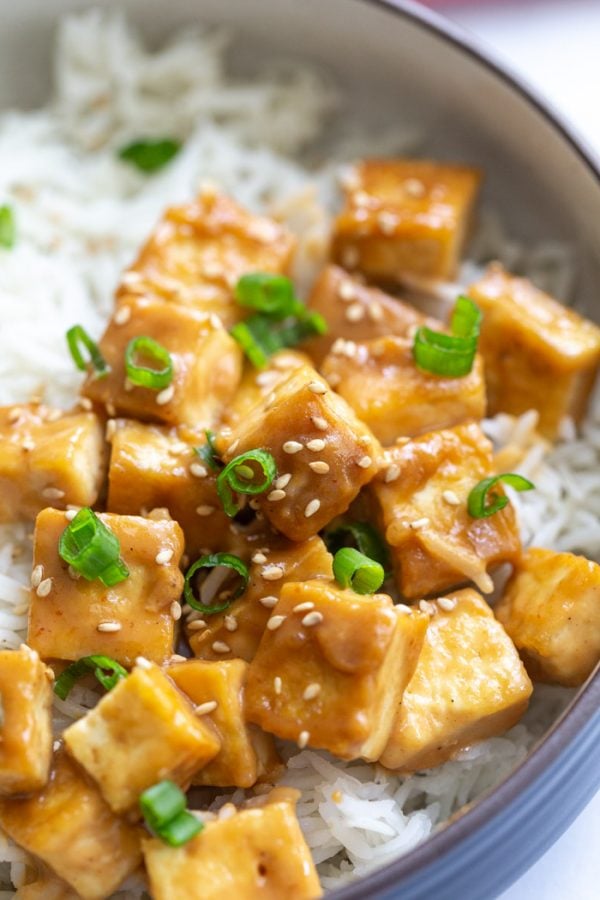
[105,420,117,441]
[170,601,182,621]
[309,460,329,474]
[419,600,435,616]
[252,552,268,564]
[135,656,152,669]
[283,441,303,454]
[262,564,284,581]
[306,439,326,452]
[437,597,457,612]
[227,439,240,455]
[396,604,412,614]
[155,548,174,565]
[249,499,261,510]
[36,578,53,598]
[267,489,286,502]
[442,490,461,506]
[404,177,426,198]
[212,641,231,654]
[303,683,321,700]
[22,438,35,451]
[224,615,238,632]
[42,487,65,500]
[311,416,328,431]
[156,385,175,406]
[67,565,81,581]
[410,517,430,530]
[114,305,131,325]
[170,654,187,664]
[307,381,327,395]
[293,601,315,613]
[123,377,135,393]
[385,464,400,483]
[190,462,208,478]
[274,676,282,694]
[187,620,207,631]
[196,505,215,516]
[31,565,44,588]
[97,621,121,633]
[345,303,365,323]
[357,455,372,468]
[304,499,321,518]
[378,211,398,234]
[259,595,278,608]
[368,302,384,322]
[302,611,323,627]
[195,700,218,716]
[267,615,286,631]
[274,473,292,490]
[338,280,357,302]
[53,739,61,751]
[298,731,310,749]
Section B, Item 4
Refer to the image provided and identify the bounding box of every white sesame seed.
[187,620,207,631]
[123,377,135,393]
[309,460,329,474]
[345,302,365,323]
[97,621,121,633]
[378,211,398,234]
[442,490,461,506]
[331,338,347,354]
[357,455,372,468]
[274,473,292,490]
[385,464,400,483]
[302,611,323,627]
[259,595,278,608]
[283,440,303,454]
[419,600,435,616]
[267,489,286,502]
[306,439,326,452]
[170,654,187,664]
[42,487,65,500]
[105,420,117,441]
[293,601,315,613]
[155,548,174,565]
[298,730,310,749]
[170,601,182,621]
[195,700,218,715]
[135,656,152,669]
[311,416,328,431]
[114,305,131,325]
[404,177,426,198]
[303,683,321,701]
[224,615,238,632]
[227,439,240,455]
[396,604,412,614]
[22,438,35,451]
[307,381,327,395]
[262,564,284,581]
[338,280,357,301]
[212,641,231,654]
[31,565,43,588]
[53,740,61,751]
[156,385,175,406]
[410,517,430,530]
[190,462,208,478]
[368,301,384,322]
[304,499,321,518]
[267,615,286,631]
[68,565,81,581]
[36,578,53,598]
[252,552,268,564]
[274,676,282,695]
[437,597,457,612]
[196,505,215,516]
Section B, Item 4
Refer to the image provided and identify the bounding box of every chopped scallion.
[125,336,173,390]
[216,449,277,517]
[140,781,203,847]
[413,294,481,377]
[194,430,222,472]
[231,310,327,369]
[333,547,385,595]
[184,552,249,614]
[118,138,181,173]
[58,507,129,587]
[54,655,127,700]
[235,273,297,318]
[323,521,390,573]
[66,325,109,379]
[467,473,535,518]
[0,204,16,249]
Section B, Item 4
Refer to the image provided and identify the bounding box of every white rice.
[0,9,596,895]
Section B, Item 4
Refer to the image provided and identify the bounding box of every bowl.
[1,1,599,898]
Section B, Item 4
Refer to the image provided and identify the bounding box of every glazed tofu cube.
[0,405,105,523]
[246,580,428,761]
[303,265,438,364]
[143,787,321,900]
[221,364,380,541]
[332,159,482,283]
[0,752,142,900]
[222,349,311,428]
[63,661,220,813]
[495,548,600,686]
[188,535,333,662]
[169,659,280,788]
[0,646,53,795]
[380,589,533,772]
[370,423,521,599]
[82,297,243,428]
[28,508,184,666]
[116,188,296,328]
[321,336,485,445]
[469,264,600,438]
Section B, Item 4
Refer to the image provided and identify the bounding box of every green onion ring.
[323,521,390,574]
[333,547,385,595]
[125,336,173,390]
[235,273,297,318]
[184,552,249,614]
[467,473,535,518]
[139,781,203,847]
[216,449,277,517]
[451,294,482,339]
[66,325,109,379]
[54,654,127,700]
[58,507,129,587]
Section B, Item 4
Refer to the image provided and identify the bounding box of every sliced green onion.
[333,547,385,595]
[216,450,277,517]
[184,553,249,614]
[467,473,535,519]
[235,273,297,318]
[0,204,16,249]
[194,430,222,472]
[66,325,109,379]
[58,507,129,587]
[231,310,327,369]
[158,810,203,846]
[140,781,203,847]
[413,294,482,378]
[118,138,181,173]
[323,522,390,573]
[450,294,482,339]
[125,336,173,390]
[54,654,127,701]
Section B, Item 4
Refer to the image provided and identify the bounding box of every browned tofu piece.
[116,188,296,328]
[331,159,482,283]
[469,264,600,438]
[495,548,600,686]
[189,535,333,662]
[322,335,485,445]
[370,423,521,599]
[221,364,380,541]
[82,297,243,428]
[143,787,321,900]
[169,659,281,788]
[0,752,142,900]
[0,646,53,795]
[0,405,105,523]
[380,589,533,772]
[14,872,79,899]
[63,661,220,813]
[28,508,184,666]
[246,580,428,761]
[303,265,438,364]
[222,349,311,428]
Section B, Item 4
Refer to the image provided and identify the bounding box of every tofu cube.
[222,349,311,429]
[303,265,438,364]
[0,405,105,523]
[0,751,142,900]
[221,364,381,541]
[495,548,600,686]
[370,423,521,599]
[63,661,220,813]
[321,336,485,445]
[380,589,533,772]
[82,297,243,428]
[246,580,428,761]
[188,535,333,662]
[469,264,600,438]
[169,659,280,788]
[0,646,53,795]
[116,188,296,328]
[332,159,482,283]
[143,787,321,900]
[12,872,78,899]
[28,508,184,666]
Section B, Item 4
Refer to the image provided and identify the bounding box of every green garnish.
[0,205,16,249]
[194,430,223,472]
[323,521,390,574]
[54,655,127,701]
[184,553,249,614]
[216,449,277,517]
[58,507,129,587]
[125,336,173,390]
[332,547,385,595]
[66,325,109,379]
[467,473,535,518]
[412,295,481,377]
[140,781,203,847]
[118,139,181,173]
[235,273,297,318]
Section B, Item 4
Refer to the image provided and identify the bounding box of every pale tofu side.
[321,336,486,446]
[63,663,220,814]
[221,349,312,429]
[116,187,296,328]
[0,405,105,523]
[245,580,428,761]
[331,159,482,283]
[369,423,521,598]
[82,297,243,428]
[28,508,184,666]
[495,548,600,687]
[0,752,142,900]
[469,264,600,439]
[188,535,334,662]
[142,788,322,900]
[221,364,381,541]
[0,646,53,795]
[380,589,533,773]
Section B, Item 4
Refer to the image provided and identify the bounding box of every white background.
[444,2,600,898]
